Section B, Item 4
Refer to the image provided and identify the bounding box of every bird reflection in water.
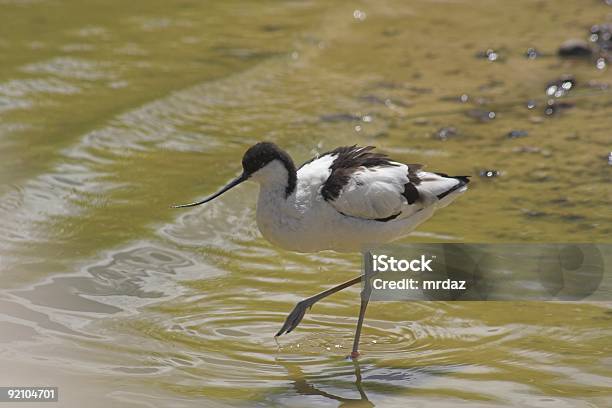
[285,361,373,407]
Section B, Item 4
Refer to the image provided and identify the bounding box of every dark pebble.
[320,113,361,123]
[466,109,496,122]
[544,100,575,116]
[558,39,593,57]
[507,130,529,139]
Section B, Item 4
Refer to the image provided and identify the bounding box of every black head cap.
[242,142,291,175]
[241,142,296,195]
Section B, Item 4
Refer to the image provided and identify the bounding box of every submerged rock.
[558,39,593,58]
[558,24,611,68]
[590,23,612,51]
[586,80,610,90]
[466,109,496,122]
[506,130,529,139]
[432,127,458,140]
[439,94,470,103]
[261,24,285,32]
[319,113,362,123]
[544,100,575,116]
[560,214,586,222]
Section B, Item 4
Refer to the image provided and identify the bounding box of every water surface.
[1,0,611,406]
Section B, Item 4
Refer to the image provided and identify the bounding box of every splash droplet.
[596,58,606,70]
[353,10,367,21]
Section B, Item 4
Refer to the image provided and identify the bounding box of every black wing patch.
[403,163,422,204]
[320,146,399,201]
[402,182,419,204]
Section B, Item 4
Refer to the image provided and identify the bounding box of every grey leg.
[276,275,363,336]
[350,273,373,359]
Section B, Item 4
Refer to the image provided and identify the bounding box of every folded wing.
[318,146,468,221]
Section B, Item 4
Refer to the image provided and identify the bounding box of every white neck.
[250,160,291,196]
[253,160,303,247]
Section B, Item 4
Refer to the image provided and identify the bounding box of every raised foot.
[276,300,312,337]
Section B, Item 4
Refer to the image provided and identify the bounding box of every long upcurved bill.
[171,173,248,208]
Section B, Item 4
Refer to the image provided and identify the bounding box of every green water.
[1,0,611,406]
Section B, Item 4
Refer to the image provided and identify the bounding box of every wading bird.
[173,142,469,358]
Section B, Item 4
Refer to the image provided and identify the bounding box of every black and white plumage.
[174,142,469,253]
[172,142,469,356]
[314,145,467,222]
